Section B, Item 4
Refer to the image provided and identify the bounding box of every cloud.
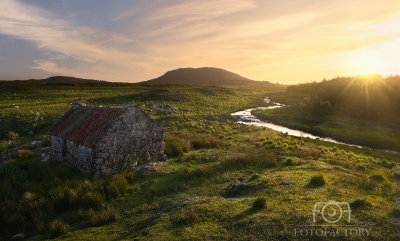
[32,60,79,76]
[144,0,255,21]
[1,0,400,83]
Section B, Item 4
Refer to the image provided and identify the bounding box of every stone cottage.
[49,99,166,179]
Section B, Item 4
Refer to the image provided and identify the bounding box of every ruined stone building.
[49,99,166,179]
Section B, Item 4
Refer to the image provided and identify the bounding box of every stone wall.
[49,102,167,179]
[50,135,95,177]
[92,104,166,178]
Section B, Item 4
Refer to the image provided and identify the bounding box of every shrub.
[81,191,105,208]
[105,174,128,198]
[285,159,293,166]
[224,184,247,197]
[92,205,119,226]
[369,172,386,182]
[309,173,327,187]
[164,133,190,156]
[22,142,36,150]
[252,197,267,210]
[182,165,215,180]
[356,165,366,172]
[172,207,201,226]
[180,166,189,177]
[17,149,32,160]
[50,219,68,236]
[309,149,321,160]
[349,198,369,209]
[39,135,50,147]
[164,130,221,157]
[8,131,19,141]
[320,100,332,110]
[0,140,8,151]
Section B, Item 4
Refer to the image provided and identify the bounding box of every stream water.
[231,97,365,148]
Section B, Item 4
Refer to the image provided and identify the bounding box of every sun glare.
[348,51,383,75]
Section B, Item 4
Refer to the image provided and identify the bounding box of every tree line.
[287,74,400,122]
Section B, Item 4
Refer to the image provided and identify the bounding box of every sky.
[0,0,400,84]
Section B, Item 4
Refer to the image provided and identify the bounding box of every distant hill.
[27,76,106,83]
[142,67,273,87]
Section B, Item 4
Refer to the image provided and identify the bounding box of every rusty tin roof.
[49,106,121,147]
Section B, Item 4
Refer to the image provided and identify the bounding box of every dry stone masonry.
[49,99,166,179]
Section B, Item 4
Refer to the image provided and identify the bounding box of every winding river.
[231,97,365,148]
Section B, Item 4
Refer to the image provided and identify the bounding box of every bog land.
[0,80,399,240]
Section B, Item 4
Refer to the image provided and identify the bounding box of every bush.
[172,207,201,226]
[50,219,68,236]
[92,205,119,226]
[309,173,327,187]
[164,130,221,157]
[8,131,19,141]
[309,149,321,160]
[369,172,386,182]
[349,198,369,209]
[17,149,32,160]
[252,197,267,210]
[0,140,8,151]
[105,174,128,198]
[164,133,190,156]
[182,165,215,180]
[39,135,50,147]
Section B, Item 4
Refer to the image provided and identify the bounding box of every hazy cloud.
[0,0,400,83]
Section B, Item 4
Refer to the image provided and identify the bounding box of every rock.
[201,157,218,162]
[173,95,186,102]
[60,232,71,238]
[11,233,25,239]
[216,118,226,123]
[134,162,166,176]
[204,121,213,125]
[151,104,178,111]
[165,111,173,115]
[149,197,202,222]
[234,178,245,185]
[14,106,19,108]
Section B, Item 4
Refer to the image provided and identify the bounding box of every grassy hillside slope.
[142,67,273,87]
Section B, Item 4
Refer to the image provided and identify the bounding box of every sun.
[348,50,383,75]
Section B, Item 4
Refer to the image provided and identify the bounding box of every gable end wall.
[92,105,166,178]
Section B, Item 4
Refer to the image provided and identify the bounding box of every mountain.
[142,67,273,87]
[27,76,106,83]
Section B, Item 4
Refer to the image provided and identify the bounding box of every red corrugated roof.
[49,106,121,147]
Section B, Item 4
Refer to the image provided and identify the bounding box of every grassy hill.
[142,67,274,87]
[26,76,107,84]
[0,82,399,240]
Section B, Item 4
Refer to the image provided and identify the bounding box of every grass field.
[0,81,399,240]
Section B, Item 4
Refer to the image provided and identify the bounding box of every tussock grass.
[50,219,69,236]
[309,173,327,187]
[252,196,267,210]
[164,130,221,157]
[16,149,32,160]
[105,174,128,198]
